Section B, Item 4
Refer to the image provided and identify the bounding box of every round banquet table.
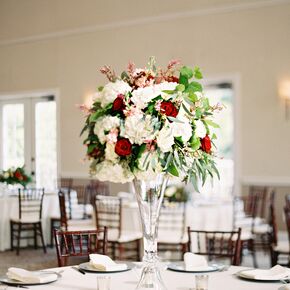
[10,265,280,290]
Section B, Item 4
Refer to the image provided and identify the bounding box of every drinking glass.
[97,276,111,290]
[195,274,209,290]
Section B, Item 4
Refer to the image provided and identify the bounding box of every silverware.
[218,265,230,272]
[72,266,86,275]
[39,270,64,278]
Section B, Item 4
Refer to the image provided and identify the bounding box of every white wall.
[0,0,290,189]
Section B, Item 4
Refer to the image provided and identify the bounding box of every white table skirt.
[17,265,278,290]
[0,193,59,251]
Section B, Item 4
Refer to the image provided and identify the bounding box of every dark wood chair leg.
[38,222,47,254]
[136,239,141,261]
[34,223,38,249]
[112,242,116,260]
[10,221,14,251]
[16,223,21,256]
[50,219,53,248]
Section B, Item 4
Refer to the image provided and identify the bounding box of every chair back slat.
[54,228,107,267]
[18,188,45,220]
[159,202,186,241]
[187,227,242,265]
[95,196,121,238]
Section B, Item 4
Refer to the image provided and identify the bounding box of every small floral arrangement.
[80,58,222,190]
[164,185,189,203]
[0,167,32,187]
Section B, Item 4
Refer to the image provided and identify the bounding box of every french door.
[0,95,57,190]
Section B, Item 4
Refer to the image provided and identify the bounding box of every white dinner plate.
[78,262,131,273]
[0,271,58,286]
[167,262,219,273]
[236,269,290,282]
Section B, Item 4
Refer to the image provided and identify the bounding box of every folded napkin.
[183,252,208,271]
[241,265,290,280]
[89,254,127,271]
[7,268,57,284]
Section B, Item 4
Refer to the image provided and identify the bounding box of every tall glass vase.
[132,174,169,290]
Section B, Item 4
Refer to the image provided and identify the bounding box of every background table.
[13,265,279,290]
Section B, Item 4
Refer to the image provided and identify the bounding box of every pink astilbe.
[106,128,119,144]
[100,65,116,82]
[144,139,157,151]
[167,59,181,71]
[76,104,93,116]
[127,61,136,77]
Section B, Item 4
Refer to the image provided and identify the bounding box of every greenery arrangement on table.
[0,166,32,188]
[80,57,222,190]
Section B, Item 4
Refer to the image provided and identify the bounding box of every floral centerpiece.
[0,166,32,188]
[81,58,221,189]
[80,58,222,290]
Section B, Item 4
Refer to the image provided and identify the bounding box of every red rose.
[112,94,125,112]
[14,170,23,181]
[166,76,179,83]
[200,135,211,153]
[115,138,132,156]
[160,101,178,118]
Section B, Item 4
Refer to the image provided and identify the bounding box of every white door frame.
[0,88,61,183]
[203,73,241,196]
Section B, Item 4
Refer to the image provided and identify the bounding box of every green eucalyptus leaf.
[167,117,184,124]
[205,119,220,128]
[193,66,203,79]
[176,84,185,92]
[167,163,179,177]
[180,66,194,79]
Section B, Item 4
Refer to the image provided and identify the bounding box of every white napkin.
[6,268,57,284]
[241,265,290,280]
[183,252,208,271]
[89,254,127,271]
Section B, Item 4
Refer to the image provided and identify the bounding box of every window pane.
[35,101,57,190]
[2,104,25,169]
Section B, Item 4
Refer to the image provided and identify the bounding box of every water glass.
[97,276,111,290]
[195,274,209,290]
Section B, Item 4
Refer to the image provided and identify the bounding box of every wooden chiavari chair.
[95,195,141,260]
[10,188,46,255]
[187,227,242,266]
[58,190,95,231]
[158,202,187,260]
[50,177,74,246]
[54,228,107,266]
[270,205,290,266]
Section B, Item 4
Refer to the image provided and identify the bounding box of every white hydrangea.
[99,80,131,108]
[155,81,178,100]
[131,82,177,109]
[156,124,174,152]
[123,114,155,145]
[131,86,155,109]
[105,143,119,163]
[195,120,207,138]
[94,116,120,144]
[170,120,192,143]
[94,160,134,183]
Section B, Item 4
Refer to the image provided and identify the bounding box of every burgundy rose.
[88,147,101,158]
[112,94,125,112]
[166,76,179,83]
[160,101,178,118]
[115,138,132,156]
[200,135,212,153]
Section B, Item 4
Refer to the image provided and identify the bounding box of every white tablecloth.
[0,193,59,251]
[13,265,278,290]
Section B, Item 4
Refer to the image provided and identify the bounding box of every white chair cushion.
[274,241,290,253]
[67,219,96,231]
[158,231,188,244]
[107,228,142,243]
[11,215,41,223]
